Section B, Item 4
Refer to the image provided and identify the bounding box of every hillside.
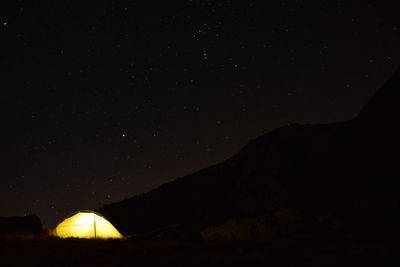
[99,68,400,238]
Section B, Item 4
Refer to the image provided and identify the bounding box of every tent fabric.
[53,210,123,239]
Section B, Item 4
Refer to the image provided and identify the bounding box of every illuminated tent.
[53,210,123,239]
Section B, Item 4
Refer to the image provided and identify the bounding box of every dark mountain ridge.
[99,67,400,237]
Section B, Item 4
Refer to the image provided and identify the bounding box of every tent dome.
[53,210,123,239]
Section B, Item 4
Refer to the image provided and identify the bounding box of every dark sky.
[1,1,399,227]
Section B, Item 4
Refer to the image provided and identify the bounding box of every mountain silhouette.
[98,67,400,237]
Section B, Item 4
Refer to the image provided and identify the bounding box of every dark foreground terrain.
[1,234,399,267]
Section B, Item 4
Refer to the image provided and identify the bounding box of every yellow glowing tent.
[53,210,123,239]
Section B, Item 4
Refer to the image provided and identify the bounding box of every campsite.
[2,64,400,265]
[2,1,400,266]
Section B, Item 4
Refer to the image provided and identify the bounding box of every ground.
[1,234,398,266]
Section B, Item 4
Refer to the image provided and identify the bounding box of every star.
[202,48,208,60]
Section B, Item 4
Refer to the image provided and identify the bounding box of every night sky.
[1,1,399,227]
